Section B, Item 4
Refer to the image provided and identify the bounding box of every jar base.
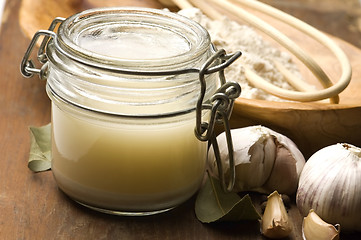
[75,200,175,216]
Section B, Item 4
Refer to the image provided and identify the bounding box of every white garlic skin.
[208,125,305,195]
[296,143,361,231]
[226,126,275,191]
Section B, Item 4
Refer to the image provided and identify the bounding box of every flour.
[178,8,302,101]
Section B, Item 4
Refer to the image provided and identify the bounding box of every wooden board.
[0,0,360,239]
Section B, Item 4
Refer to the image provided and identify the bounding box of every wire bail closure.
[20,17,65,80]
[194,50,241,192]
[20,16,242,193]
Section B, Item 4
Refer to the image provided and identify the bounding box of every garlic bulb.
[302,209,340,240]
[261,191,293,238]
[296,143,361,231]
[208,125,305,195]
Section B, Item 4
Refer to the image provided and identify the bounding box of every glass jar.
[21,7,241,215]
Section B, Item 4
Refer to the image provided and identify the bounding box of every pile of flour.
[178,8,303,101]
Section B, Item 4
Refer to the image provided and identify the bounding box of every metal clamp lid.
[20,16,242,193]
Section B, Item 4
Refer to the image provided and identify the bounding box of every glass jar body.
[44,7,216,215]
[49,95,207,213]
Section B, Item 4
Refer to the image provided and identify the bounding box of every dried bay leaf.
[28,123,52,172]
[195,172,261,223]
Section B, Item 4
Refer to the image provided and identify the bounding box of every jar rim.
[55,7,211,71]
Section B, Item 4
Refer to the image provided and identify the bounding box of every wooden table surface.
[1,0,360,239]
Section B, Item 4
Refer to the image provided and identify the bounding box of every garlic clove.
[267,128,306,181]
[208,126,276,192]
[262,140,300,195]
[261,191,292,239]
[302,209,340,240]
[234,132,276,191]
[208,125,305,194]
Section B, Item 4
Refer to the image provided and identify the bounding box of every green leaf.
[28,123,52,172]
[195,172,261,223]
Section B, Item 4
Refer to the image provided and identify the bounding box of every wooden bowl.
[19,0,361,158]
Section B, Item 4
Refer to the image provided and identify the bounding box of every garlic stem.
[342,143,361,157]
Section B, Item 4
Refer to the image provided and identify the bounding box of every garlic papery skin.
[208,125,305,194]
[302,209,340,240]
[211,126,276,191]
[262,130,305,195]
[296,143,361,231]
[261,191,293,238]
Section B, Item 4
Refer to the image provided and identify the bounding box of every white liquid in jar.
[46,8,214,214]
[51,102,207,211]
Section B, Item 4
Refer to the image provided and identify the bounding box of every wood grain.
[231,98,361,159]
[1,0,360,239]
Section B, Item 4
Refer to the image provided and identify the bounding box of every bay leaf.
[28,123,52,172]
[195,171,261,223]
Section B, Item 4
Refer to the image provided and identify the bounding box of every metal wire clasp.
[195,49,241,192]
[20,17,65,79]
